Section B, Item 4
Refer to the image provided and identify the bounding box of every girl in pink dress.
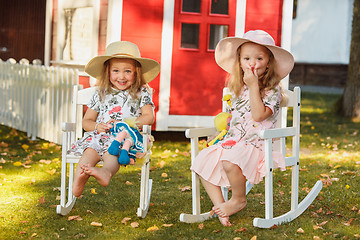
[191,30,295,226]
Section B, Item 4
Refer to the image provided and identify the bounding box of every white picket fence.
[0,58,79,144]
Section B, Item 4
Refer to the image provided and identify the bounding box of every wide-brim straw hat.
[215,30,294,80]
[85,41,160,83]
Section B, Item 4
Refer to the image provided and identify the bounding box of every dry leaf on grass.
[198,223,204,229]
[179,186,191,192]
[131,222,139,228]
[68,215,82,221]
[297,228,305,233]
[250,236,257,240]
[161,172,168,178]
[121,217,131,224]
[90,222,102,227]
[162,223,173,227]
[91,188,97,194]
[157,160,166,168]
[125,181,133,185]
[146,225,159,232]
[344,218,355,226]
[234,227,247,232]
[38,196,45,204]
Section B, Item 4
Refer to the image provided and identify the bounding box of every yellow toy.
[205,94,232,147]
[207,112,232,146]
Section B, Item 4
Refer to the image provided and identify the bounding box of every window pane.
[209,24,228,50]
[62,7,93,61]
[181,23,199,49]
[182,0,201,13]
[210,0,228,15]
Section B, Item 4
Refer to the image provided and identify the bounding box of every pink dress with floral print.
[191,85,285,186]
[67,87,153,157]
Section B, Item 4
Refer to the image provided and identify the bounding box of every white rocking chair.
[179,86,323,228]
[56,85,153,218]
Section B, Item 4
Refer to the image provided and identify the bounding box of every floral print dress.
[191,85,286,185]
[68,87,154,157]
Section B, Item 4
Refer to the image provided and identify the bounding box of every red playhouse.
[49,0,294,131]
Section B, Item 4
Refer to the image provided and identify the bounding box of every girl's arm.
[136,104,155,128]
[248,85,273,122]
[82,108,112,133]
[243,68,273,122]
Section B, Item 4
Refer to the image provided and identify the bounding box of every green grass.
[0,92,359,239]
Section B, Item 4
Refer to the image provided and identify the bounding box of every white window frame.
[54,0,100,67]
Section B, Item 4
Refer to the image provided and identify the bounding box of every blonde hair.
[97,58,147,101]
[226,43,281,98]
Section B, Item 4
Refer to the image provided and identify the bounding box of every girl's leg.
[72,148,100,197]
[213,160,247,217]
[200,177,232,226]
[118,139,134,165]
[81,152,119,187]
[108,131,128,156]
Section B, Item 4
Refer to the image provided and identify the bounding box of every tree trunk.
[342,0,360,120]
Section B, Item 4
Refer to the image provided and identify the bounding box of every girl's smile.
[109,58,136,90]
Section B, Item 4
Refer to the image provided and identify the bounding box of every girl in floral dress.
[69,41,160,198]
[191,30,295,226]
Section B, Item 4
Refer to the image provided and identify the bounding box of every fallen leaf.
[0,142,8,147]
[313,236,321,240]
[131,222,139,228]
[212,229,222,233]
[234,227,247,232]
[147,225,159,232]
[344,218,355,226]
[318,221,328,226]
[125,181,133,185]
[198,223,204,229]
[46,169,56,175]
[157,160,166,168]
[31,233,37,237]
[179,186,191,192]
[91,188,97,194]
[250,236,257,240]
[297,228,305,233]
[313,225,323,230]
[90,222,102,227]
[22,144,29,150]
[13,161,22,167]
[161,172,168,178]
[334,165,341,169]
[121,217,131,224]
[162,224,173,227]
[269,224,278,229]
[68,215,82,221]
[87,210,94,214]
[39,159,52,164]
[38,196,45,204]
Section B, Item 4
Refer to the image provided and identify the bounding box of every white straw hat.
[215,30,294,79]
[85,41,160,83]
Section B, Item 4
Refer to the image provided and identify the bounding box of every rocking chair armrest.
[259,126,297,140]
[142,125,151,135]
[185,127,217,139]
[61,122,76,132]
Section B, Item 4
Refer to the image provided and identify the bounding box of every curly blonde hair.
[226,44,281,98]
[97,58,146,101]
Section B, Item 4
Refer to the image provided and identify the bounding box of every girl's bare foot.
[72,168,90,197]
[218,215,232,226]
[81,165,111,187]
[213,198,247,217]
